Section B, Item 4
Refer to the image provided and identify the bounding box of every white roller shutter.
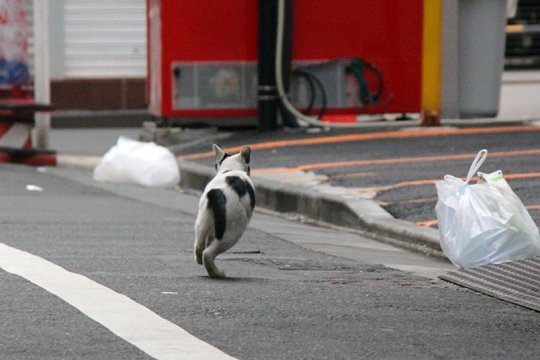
[24,0,34,77]
[64,0,147,78]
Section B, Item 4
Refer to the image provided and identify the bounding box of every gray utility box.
[442,0,508,118]
[171,61,356,112]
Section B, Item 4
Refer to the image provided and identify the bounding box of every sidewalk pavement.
[49,125,457,281]
[51,124,446,258]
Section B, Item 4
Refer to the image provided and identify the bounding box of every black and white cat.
[194,144,255,278]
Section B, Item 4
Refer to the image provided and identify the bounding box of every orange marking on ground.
[331,172,378,180]
[252,167,299,175]
[416,220,439,227]
[504,173,540,181]
[359,172,540,195]
[258,148,540,173]
[388,197,438,205]
[395,179,440,187]
[178,125,540,160]
[416,205,540,227]
[396,172,540,189]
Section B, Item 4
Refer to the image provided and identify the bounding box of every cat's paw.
[194,248,203,265]
[208,269,226,278]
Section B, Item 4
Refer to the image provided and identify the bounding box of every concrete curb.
[56,155,101,170]
[178,160,444,258]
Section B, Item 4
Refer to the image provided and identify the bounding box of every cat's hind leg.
[202,241,225,278]
[194,240,204,265]
[194,211,211,265]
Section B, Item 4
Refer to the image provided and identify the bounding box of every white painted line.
[389,264,455,280]
[0,242,237,360]
[26,184,44,192]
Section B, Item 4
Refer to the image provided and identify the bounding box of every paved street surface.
[176,124,540,228]
[2,163,540,359]
[2,72,537,358]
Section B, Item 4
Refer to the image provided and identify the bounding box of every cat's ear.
[240,146,251,164]
[212,144,225,159]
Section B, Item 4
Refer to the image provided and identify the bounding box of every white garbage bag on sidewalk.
[93,137,180,189]
[435,149,540,268]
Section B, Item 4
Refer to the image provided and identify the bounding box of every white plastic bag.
[435,149,540,268]
[93,137,180,189]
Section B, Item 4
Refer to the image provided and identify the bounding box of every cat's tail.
[206,188,227,240]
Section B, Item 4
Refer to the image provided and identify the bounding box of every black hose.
[309,71,327,119]
[292,68,327,120]
[305,57,386,106]
[291,69,316,114]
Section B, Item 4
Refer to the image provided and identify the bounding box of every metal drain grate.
[440,257,540,312]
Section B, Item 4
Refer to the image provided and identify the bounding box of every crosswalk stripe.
[0,242,236,360]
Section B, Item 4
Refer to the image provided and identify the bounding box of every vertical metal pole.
[257,0,295,131]
[33,0,51,149]
[420,0,442,126]
[257,0,279,131]
[441,0,460,119]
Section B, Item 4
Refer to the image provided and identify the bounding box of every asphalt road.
[175,124,540,227]
[2,163,540,359]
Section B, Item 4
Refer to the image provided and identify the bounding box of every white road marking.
[0,242,237,360]
[26,184,44,192]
